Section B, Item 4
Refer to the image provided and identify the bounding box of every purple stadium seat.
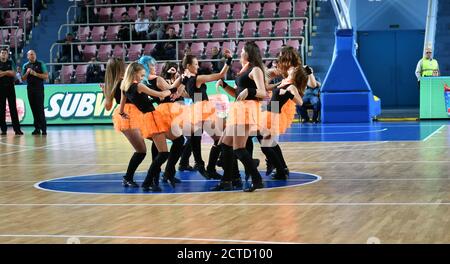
[75,65,88,83]
[258,21,272,37]
[112,45,125,59]
[262,2,277,18]
[211,22,225,38]
[201,61,213,72]
[91,26,105,42]
[127,44,142,61]
[231,3,243,19]
[82,45,97,62]
[128,7,138,20]
[291,20,304,36]
[247,3,261,18]
[205,41,220,57]
[98,44,112,61]
[196,23,210,38]
[222,41,236,54]
[268,40,283,57]
[18,10,32,30]
[9,28,23,48]
[274,21,288,37]
[202,4,216,20]
[231,61,241,75]
[157,6,171,21]
[286,39,300,51]
[0,0,10,8]
[217,4,231,19]
[0,29,8,43]
[255,40,268,56]
[155,63,164,75]
[60,65,74,84]
[226,22,241,38]
[97,8,112,23]
[77,26,90,42]
[105,25,119,41]
[112,7,126,22]
[295,0,308,16]
[5,11,17,26]
[172,5,186,20]
[143,43,156,55]
[189,4,201,20]
[182,23,195,39]
[278,2,292,17]
[236,41,245,55]
[242,22,256,37]
[190,42,205,57]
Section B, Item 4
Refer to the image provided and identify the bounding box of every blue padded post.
[320,29,380,123]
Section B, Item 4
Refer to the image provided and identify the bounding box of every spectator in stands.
[151,26,179,60]
[118,12,134,41]
[0,10,4,26]
[148,8,164,40]
[86,57,104,83]
[57,32,81,63]
[15,66,23,85]
[298,65,320,123]
[77,0,96,23]
[415,47,440,89]
[135,10,150,40]
[211,46,223,73]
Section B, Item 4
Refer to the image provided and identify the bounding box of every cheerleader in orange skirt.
[120,62,176,192]
[180,51,232,179]
[137,56,186,187]
[258,46,310,179]
[101,58,146,188]
[214,42,267,192]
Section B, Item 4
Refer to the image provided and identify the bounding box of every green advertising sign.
[420,77,450,119]
[8,81,237,125]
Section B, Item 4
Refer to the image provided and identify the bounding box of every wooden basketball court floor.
[0,121,449,244]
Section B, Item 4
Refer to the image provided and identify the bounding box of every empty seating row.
[0,28,24,48]
[74,20,304,42]
[1,10,32,31]
[91,1,309,23]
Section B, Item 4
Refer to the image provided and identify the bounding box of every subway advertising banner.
[5,82,236,125]
[420,77,450,119]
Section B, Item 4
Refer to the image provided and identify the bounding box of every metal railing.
[0,7,29,39]
[424,0,438,53]
[0,26,21,59]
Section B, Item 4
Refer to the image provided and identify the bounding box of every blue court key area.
[35,171,321,195]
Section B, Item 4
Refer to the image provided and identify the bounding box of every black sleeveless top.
[113,81,130,105]
[185,75,208,102]
[266,85,294,113]
[124,83,155,113]
[235,66,258,101]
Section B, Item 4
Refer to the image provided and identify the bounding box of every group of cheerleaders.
[101,41,314,192]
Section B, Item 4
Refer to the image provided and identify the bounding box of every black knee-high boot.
[179,136,193,170]
[191,134,206,175]
[206,140,222,179]
[142,152,169,192]
[151,142,159,160]
[273,144,288,174]
[261,147,287,180]
[234,148,264,192]
[123,152,146,187]
[210,144,233,191]
[257,134,274,176]
[163,136,184,187]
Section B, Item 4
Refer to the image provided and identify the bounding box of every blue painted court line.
[278,121,449,142]
[35,171,321,195]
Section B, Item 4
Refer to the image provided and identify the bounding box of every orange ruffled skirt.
[112,104,143,132]
[155,102,187,129]
[140,109,170,139]
[227,100,262,127]
[186,100,216,124]
[259,99,296,135]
